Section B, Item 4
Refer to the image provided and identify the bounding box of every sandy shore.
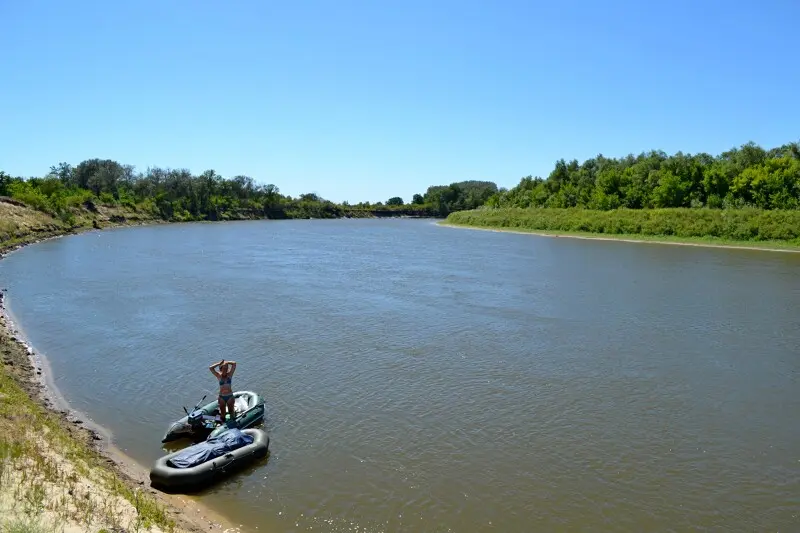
[438,222,800,253]
[0,228,242,533]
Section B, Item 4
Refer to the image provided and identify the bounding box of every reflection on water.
[1,219,799,532]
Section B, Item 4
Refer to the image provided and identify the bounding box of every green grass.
[443,224,800,251]
[0,516,52,533]
[444,207,800,250]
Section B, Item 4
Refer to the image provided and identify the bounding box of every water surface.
[1,219,799,532]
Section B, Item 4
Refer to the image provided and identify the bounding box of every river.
[1,219,798,532]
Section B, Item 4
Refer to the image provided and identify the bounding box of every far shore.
[438,221,800,253]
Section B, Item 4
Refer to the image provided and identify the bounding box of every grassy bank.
[0,196,160,255]
[445,207,800,250]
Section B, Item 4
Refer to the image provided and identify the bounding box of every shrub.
[446,207,800,243]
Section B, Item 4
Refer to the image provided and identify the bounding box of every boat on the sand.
[150,427,269,492]
[161,390,265,443]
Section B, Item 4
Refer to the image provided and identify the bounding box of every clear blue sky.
[1,0,798,203]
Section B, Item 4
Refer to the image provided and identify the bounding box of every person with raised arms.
[209,359,237,424]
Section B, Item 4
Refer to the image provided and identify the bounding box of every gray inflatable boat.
[150,427,269,492]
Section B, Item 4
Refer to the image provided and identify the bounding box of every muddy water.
[1,219,798,532]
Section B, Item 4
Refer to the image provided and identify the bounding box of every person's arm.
[209,360,223,378]
[228,361,237,376]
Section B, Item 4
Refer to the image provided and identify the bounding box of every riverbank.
[0,195,164,254]
[0,205,239,533]
[443,207,800,253]
[440,222,800,252]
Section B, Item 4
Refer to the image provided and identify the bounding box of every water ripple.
[1,219,799,532]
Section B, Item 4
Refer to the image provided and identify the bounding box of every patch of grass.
[445,207,800,250]
[0,516,52,533]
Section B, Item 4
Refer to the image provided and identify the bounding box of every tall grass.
[446,207,800,244]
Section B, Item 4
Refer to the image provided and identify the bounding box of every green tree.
[651,170,690,207]
[0,171,13,196]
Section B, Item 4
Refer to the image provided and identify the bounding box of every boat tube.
[162,390,265,443]
[150,427,269,492]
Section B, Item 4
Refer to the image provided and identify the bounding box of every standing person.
[209,359,237,424]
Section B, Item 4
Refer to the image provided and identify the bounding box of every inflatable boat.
[150,427,269,492]
[162,390,265,443]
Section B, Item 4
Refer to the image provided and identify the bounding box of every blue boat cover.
[167,428,254,469]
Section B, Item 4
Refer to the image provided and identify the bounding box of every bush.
[58,210,76,226]
[98,192,117,206]
[62,189,95,207]
[8,182,52,213]
[446,207,800,243]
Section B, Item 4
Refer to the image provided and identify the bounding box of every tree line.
[485,141,800,211]
[0,159,499,223]
[5,139,794,227]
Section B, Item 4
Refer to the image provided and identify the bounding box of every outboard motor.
[187,408,207,430]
